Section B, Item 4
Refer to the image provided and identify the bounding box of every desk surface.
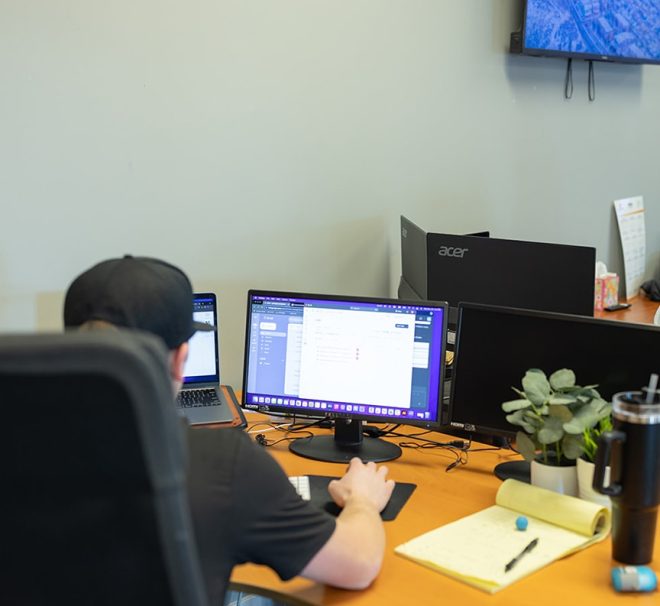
[594,295,658,325]
[230,297,660,605]
[231,426,660,606]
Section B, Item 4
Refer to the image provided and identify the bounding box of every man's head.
[64,255,212,390]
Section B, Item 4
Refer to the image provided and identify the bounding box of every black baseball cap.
[64,255,214,349]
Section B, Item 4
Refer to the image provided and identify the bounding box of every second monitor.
[399,215,596,321]
[242,291,448,463]
[448,302,660,479]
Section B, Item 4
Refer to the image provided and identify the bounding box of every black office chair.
[0,330,208,606]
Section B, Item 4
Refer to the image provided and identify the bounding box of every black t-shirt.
[186,427,336,604]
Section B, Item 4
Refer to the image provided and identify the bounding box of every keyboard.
[289,476,311,501]
[177,388,221,408]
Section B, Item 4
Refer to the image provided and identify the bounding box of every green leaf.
[571,386,603,401]
[592,399,612,419]
[522,410,541,423]
[548,405,572,422]
[581,429,599,462]
[548,395,577,405]
[562,434,584,460]
[505,410,525,426]
[506,411,536,434]
[563,402,605,434]
[522,370,551,406]
[549,368,576,390]
[538,416,564,444]
[502,399,532,412]
[598,414,613,432]
[516,431,537,462]
[560,385,583,393]
[515,412,538,433]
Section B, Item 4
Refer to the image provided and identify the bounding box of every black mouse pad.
[307,475,416,521]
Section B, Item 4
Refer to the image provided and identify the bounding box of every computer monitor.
[242,291,448,463]
[448,302,660,479]
[399,216,596,323]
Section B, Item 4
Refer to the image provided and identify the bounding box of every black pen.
[504,537,539,572]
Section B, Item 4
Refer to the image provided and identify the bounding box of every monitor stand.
[289,418,402,463]
[494,460,530,483]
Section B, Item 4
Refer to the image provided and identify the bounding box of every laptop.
[176,293,235,425]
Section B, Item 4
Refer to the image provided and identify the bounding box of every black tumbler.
[593,388,660,564]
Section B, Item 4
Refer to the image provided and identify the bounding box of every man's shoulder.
[186,426,281,482]
[187,426,261,466]
[187,425,246,450]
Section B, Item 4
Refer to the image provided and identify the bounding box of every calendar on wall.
[613,196,646,300]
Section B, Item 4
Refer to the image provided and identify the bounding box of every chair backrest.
[0,330,208,606]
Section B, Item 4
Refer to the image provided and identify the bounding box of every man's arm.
[300,458,395,590]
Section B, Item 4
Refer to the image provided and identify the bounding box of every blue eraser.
[515,516,528,531]
[611,566,658,592]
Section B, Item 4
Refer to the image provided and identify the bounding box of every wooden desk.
[231,427,660,605]
[594,295,659,325]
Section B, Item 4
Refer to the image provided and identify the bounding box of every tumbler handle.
[593,430,626,496]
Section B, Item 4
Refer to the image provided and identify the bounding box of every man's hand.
[328,457,395,512]
[302,457,393,588]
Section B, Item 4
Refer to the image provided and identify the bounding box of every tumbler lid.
[612,391,660,425]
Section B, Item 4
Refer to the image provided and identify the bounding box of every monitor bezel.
[520,0,660,66]
[241,289,448,430]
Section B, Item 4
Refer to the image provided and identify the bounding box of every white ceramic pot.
[576,457,612,509]
[530,459,578,496]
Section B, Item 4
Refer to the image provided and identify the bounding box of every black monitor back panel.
[400,216,429,300]
[427,233,595,315]
[400,216,596,317]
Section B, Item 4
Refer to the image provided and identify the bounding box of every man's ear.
[170,342,189,384]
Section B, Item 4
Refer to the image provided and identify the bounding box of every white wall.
[2,1,659,386]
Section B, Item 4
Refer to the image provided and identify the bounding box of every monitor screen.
[242,291,448,462]
[448,302,660,440]
[523,0,660,64]
[182,293,219,384]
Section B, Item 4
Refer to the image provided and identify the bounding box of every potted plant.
[576,414,613,506]
[502,368,610,496]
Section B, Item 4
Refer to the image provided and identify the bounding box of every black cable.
[387,431,468,449]
[285,417,329,432]
[504,436,520,455]
[588,60,596,101]
[396,440,467,471]
[254,426,316,448]
[564,58,573,99]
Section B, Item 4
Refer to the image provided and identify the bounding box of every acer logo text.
[438,246,469,258]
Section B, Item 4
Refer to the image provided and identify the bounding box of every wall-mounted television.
[511,0,660,65]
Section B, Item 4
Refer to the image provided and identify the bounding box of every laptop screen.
[183,293,219,385]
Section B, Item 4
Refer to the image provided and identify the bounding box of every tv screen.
[522,0,660,65]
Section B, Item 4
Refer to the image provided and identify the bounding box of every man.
[64,255,395,604]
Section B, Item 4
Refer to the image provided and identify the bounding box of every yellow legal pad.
[394,479,611,593]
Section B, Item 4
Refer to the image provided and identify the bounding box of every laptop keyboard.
[177,388,221,408]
